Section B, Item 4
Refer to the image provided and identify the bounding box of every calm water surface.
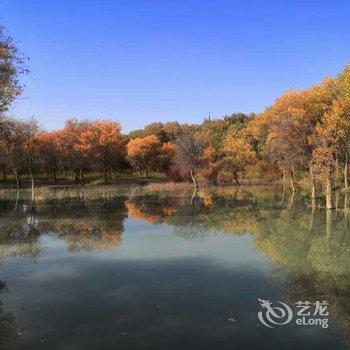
[0,186,349,349]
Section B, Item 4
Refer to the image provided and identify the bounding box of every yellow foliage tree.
[223,129,256,185]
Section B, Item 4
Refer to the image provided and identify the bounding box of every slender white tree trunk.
[326,166,335,210]
[190,169,198,188]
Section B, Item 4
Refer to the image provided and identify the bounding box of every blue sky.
[1,0,350,133]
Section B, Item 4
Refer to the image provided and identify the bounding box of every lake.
[0,185,349,349]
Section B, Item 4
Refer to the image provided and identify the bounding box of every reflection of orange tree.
[0,198,127,257]
[52,221,123,253]
[126,191,264,238]
[168,205,263,239]
[126,197,178,224]
[126,201,162,224]
[0,240,41,261]
[38,196,128,253]
[0,218,125,258]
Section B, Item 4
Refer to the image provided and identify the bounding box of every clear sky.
[1,0,350,133]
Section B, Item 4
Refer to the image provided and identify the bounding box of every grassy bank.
[0,170,167,189]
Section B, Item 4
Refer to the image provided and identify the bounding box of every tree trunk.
[326,209,332,238]
[290,165,296,192]
[288,191,295,210]
[31,185,35,203]
[326,166,335,210]
[210,167,219,186]
[53,170,57,182]
[281,187,286,208]
[104,167,107,183]
[310,167,316,199]
[234,171,240,186]
[190,169,198,188]
[240,171,244,184]
[2,168,6,182]
[345,151,348,191]
[310,167,316,209]
[14,188,20,212]
[345,193,349,228]
[13,168,20,190]
[74,170,80,184]
[29,167,35,194]
[281,167,286,207]
[336,191,340,210]
[345,193,349,211]
[191,187,198,206]
[309,207,315,233]
[335,156,340,187]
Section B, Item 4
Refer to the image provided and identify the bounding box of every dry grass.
[145,182,193,192]
[0,180,284,202]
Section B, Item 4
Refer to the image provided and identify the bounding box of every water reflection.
[0,280,22,350]
[0,187,350,348]
[0,194,128,256]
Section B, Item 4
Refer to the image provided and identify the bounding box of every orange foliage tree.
[77,120,122,182]
[159,142,177,171]
[126,135,161,175]
[36,131,61,181]
[58,118,90,183]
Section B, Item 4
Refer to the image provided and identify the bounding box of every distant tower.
[204,112,212,122]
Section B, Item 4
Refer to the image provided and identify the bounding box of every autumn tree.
[129,121,198,143]
[0,117,39,189]
[223,127,256,185]
[201,146,222,185]
[159,142,177,171]
[36,131,61,181]
[199,119,229,184]
[126,135,162,175]
[0,25,28,114]
[143,122,171,143]
[58,118,90,183]
[313,99,347,209]
[21,118,40,191]
[336,64,350,190]
[200,113,251,185]
[0,151,8,181]
[0,117,23,188]
[174,133,205,188]
[260,91,307,192]
[257,84,335,200]
[0,25,28,187]
[0,119,9,181]
[77,120,122,183]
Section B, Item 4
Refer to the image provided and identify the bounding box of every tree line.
[1,24,350,208]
